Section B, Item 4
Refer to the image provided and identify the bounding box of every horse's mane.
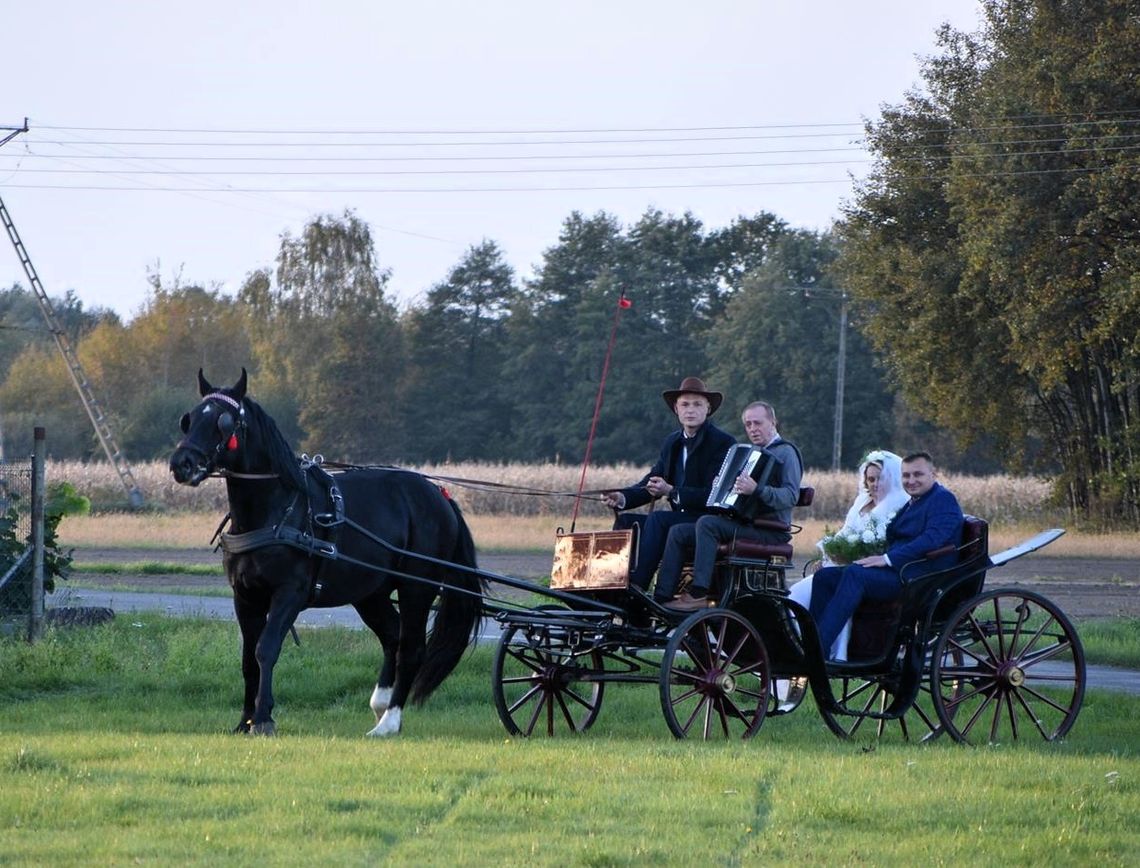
[241,396,307,490]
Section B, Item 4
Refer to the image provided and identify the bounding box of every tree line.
[0,2,1136,524]
[0,209,923,473]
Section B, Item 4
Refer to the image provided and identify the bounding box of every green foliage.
[239,210,404,462]
[0,486,75,595]
[400,240,518,461]
[839,0,1140,524]
[709,229,895,467]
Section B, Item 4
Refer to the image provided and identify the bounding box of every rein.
[316,460,614,501]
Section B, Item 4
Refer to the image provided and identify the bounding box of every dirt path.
[68,547,1140,620]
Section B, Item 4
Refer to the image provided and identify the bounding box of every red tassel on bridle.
[227,435,239,451]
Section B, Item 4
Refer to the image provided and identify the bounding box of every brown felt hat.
[662,376,723,415]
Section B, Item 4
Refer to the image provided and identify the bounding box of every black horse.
[169,370,483,736]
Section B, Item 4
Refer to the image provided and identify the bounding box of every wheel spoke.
[1017,683,1077,715]
[1011,687,1055,739]
[506,683,544,717]
[1001,690,1018,741]
[1017,639,1073,669]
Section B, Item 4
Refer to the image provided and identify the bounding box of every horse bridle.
[176,391,248,484]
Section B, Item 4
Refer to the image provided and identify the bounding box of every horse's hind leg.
[353,593,399,723]
[364,589,432,738]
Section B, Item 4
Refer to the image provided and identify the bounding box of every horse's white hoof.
[365,707,402,737]
[250,720,277,736]
[369,685,393,722]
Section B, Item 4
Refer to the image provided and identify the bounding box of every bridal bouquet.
[819,514,892,564]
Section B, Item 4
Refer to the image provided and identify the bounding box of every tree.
[238,211,404,460]
[838,0,1140,524]
[504,212,626,461]
[707,230,895,467]
[0,287,120,459]
[0,345,92,458]
[401,240,517,461]
[75,282,251,459]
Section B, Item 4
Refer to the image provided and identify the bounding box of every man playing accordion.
[655,400,803,610]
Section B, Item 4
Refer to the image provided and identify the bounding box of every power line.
[2,160,1133,195]
[11,131,1140,163]
[28,109,1140,136]
[10,143,1140,178]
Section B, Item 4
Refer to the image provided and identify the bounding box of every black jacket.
[618,420,735,514]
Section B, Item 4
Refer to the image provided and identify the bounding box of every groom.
[808,451,963,657]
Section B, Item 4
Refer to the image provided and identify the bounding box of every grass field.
[2,616,1138,864]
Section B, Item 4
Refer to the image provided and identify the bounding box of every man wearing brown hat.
[602,376,735,595]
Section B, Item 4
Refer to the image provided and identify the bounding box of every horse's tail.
[410,498,484,704]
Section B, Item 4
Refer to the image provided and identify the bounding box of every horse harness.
[215,456,346,604]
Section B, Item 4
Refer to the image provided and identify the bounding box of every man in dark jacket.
[602,377,734,592]
[809,451,963,656]
[659,400,803,609]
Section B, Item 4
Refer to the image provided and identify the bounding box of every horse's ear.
[198,369,212,397]
[233,368,248,400]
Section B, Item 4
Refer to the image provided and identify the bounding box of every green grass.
[1077,618,1140,669]
[1,616,1138,864]
[69,561,225,576]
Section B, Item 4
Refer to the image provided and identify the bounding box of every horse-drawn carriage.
[171,371,1086,745]
[491,504,1084,745]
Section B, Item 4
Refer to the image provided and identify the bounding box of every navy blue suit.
[809,482,963,656]
[613,420,734,590]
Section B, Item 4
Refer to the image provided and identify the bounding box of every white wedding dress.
[789,451,909,660]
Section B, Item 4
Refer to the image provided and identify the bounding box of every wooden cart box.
[551,529,636,591]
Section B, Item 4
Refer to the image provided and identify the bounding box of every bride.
[789,450,909,660]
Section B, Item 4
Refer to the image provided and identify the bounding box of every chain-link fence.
[0,436,42,640]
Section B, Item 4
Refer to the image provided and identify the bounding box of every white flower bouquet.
[819,514,893,564]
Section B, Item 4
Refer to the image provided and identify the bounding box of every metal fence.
[0,429,45,640]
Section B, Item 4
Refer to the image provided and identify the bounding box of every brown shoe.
[665,592,711,612]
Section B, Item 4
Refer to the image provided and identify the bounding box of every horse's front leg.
[248,591,307,735]
[366,590,430,738]
[232,593,267,734]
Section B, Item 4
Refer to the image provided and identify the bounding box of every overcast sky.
[2,1,983,320]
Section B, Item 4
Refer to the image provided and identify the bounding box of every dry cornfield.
[49,459,1059,523]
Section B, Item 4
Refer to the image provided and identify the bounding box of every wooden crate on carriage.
[551,529,635,591]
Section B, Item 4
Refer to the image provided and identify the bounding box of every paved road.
[50,585,1140,696]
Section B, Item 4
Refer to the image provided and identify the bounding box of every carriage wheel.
[660,609,770,740]
[492,621,605,737]
[815,644,960,743]
[815,674,907,740]
[931,589,1085,745]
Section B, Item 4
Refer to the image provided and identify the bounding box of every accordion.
[706,444,778,514]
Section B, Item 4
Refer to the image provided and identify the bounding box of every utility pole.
[832,292,848,472]
[785,286,849,471]
[0,121,144,507]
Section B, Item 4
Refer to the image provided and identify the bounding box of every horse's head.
[170,369,249,486]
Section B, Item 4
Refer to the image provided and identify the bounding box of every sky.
[2,1,984,321]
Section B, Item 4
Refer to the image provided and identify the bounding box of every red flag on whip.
[571,291,630,530]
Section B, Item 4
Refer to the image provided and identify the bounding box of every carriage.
[487,490,1085,745]
[171,371,1086,745]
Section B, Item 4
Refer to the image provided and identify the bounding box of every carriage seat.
[847,515,988,659]
[714,487,814,563]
